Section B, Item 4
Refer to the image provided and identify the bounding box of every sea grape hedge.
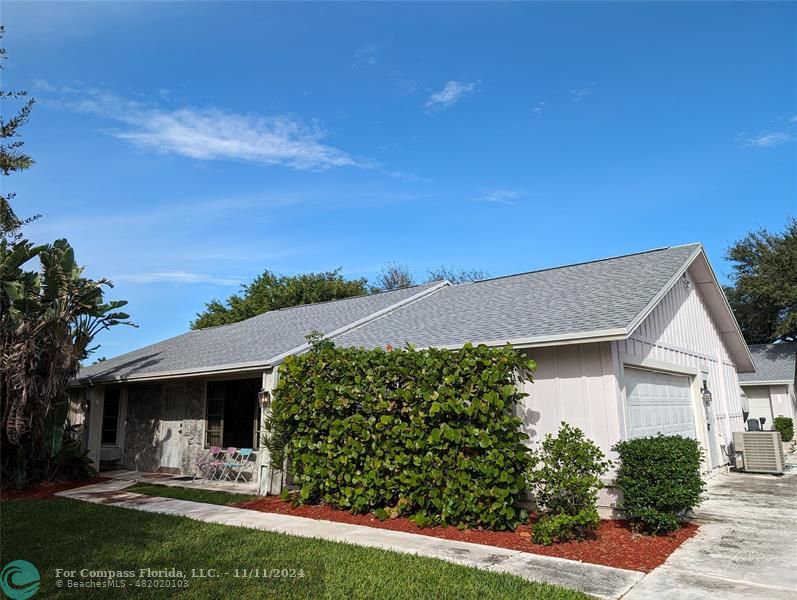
[271,341,536,530]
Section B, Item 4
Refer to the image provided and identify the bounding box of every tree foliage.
[373,262,415,291]
[193,262,491,328]
[724,218,797,343]
[426,266,490,284]
[0,26,39,240]
[271,341,535,530]
[373,262,491,291]
[191,269,369,329]
[1,238,133,485]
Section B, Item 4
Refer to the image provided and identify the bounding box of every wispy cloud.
[426,80,478,111]
[738,131,794,148]
[115,271,245,286]
[480,188,526,206]
[533,101,545,116]
[353,45,378,67]
[61,88,368,171]
[569,85,594,102]
[32,78,56,92]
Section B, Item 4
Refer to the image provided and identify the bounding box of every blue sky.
[4,1,796,358]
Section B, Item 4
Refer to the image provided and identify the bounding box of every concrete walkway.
[57,479,642,599]
[625,470,797,600]
[102,468,258,495]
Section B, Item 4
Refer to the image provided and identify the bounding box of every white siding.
[769,384,797,422]
[520,342,622,457]
[618,269,745,452]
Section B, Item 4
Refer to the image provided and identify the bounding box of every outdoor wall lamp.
[258,388,272,408]
[701,385,712,404]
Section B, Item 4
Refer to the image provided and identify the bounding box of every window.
[205,379,260,449]
[206,388,224,448]
[102,388,121,446]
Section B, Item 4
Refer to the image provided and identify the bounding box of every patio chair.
[216,447,239,482]
[193,446,224,482]
[226,448,254,484]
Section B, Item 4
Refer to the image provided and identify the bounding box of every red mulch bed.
[0,477,108,501]
[235,496,697,572]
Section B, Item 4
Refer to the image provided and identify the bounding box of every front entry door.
[704,394,721,468]
[160,385,185,470]
[701,373,721,469]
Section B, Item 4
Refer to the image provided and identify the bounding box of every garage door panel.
[625,367,696,439]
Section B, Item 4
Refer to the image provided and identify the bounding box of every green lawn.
[1,499,588,599]
[125,483,257,506]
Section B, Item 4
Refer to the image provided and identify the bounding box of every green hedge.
[271,341,535,530]
[612,435,704,534]
[774,416,794,442]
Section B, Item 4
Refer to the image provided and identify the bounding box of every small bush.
[774,416,794,442]
[527,422,611,544]
[612,435,704,535]
[532,509,601,546]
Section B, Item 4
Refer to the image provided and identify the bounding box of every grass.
[125,482,257,506]
[1,499,588,599]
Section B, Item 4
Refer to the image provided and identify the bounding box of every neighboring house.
[738,343,797,430]
[69,243,755,505]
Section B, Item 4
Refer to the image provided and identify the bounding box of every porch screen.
[205,379,260,449]
[102,388,121,445]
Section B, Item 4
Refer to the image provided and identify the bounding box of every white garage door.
[745,387,774,430]
[625,367,696,439]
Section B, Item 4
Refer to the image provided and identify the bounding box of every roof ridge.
[197,281,440,332]
[450,244,700,287]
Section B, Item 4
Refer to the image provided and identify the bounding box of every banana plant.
[1,237,133,485]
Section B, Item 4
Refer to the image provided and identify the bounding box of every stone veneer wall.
[180,380,206,475]
[122,384,163,472]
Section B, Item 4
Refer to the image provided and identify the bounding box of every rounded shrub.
[271,340,536,530]
[612,435,704,534]
[773,416,794,442]
[526,422,610,544]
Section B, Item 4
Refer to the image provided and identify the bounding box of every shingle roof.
[739,344,797,384]
[74,244,717,385]
[74,282,442,383]
[336,244,700,350]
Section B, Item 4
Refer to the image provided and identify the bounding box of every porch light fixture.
[258,388,271,408]
[701,384,712,404]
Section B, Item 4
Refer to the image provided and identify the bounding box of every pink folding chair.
[193,446,223,482]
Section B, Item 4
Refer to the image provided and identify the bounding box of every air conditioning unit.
[732,431,785,475]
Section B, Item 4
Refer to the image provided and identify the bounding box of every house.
[70,243,755,504]
[738,343,797,429]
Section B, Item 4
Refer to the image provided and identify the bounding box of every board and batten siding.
[618,268,745,449]
[520,342,622,457]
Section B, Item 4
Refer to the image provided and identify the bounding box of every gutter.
[409,328,629,352]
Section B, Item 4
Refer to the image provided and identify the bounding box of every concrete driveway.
[625,469,797,599]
